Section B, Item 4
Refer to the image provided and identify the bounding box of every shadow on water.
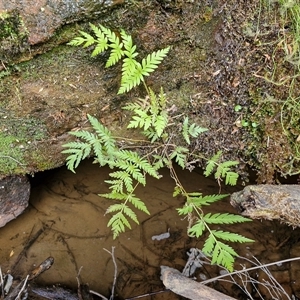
[1,159,300,299]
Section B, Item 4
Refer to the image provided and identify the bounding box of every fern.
[124,88,169,139]
[170,146,189,169]
[68,24,169,94]
[204,150,222,177]
[177,191,254,271]
[204,151,239,186]
[65,23,253,270]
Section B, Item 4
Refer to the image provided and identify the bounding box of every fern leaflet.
[203,213,253,225]
[204,150,222,177]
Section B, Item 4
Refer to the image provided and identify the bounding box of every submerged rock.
[0,175,30,227]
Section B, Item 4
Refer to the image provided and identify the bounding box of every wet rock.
[0,0,124,63]
[0,175,30,227]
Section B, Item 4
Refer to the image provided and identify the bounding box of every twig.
[0,267,4,299]
[90,290,109,300]
[201,256,300,285]
[16,275,29,300]
[103,247,117,300]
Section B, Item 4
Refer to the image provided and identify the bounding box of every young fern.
[68,23,170,94]
[64,24,254,270]
[177,192,254,271]
[204,150,239,186]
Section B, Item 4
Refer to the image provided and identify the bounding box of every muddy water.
[0,160,300,299]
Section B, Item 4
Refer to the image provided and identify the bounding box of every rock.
[0,0,124,63]
[0,175,30,227]
[230,184,300,227]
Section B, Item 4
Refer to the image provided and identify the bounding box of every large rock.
[0,175,30,227]
[0,0,124,64]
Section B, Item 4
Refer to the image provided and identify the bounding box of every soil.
[1,159,300,299]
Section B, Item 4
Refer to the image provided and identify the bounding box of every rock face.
[0,0,124,65]
[0,175,30,227]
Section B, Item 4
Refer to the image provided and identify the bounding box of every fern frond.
[89,23,109,57]
[99,192,128,200]
[203,213,252,225]
[182,117,190,144]
[109,170,133,192]
[116,150,159,178]
[116,160,146,185]
[62,142,91,173]
[121,29,138,59]
[105,179,123,193]
[154,113,168,137]
[188,122,208,138]
[177,205,193,215]
[211,242,236,271]
[188,219,205,238]
[107,212,126,239]
[170,146,189,169]
[140,47,170,76]
[190,193,229,206]
[202,233,215,255]
[143,128,160,143]
[225,171,239,186]
[127,194,150,214]
[123,205,139,224]
[118,61,144,94]
[87,114,116,154]
[106,203,124,214]
[204,150,222,177]
[213,230,254,243]
[68,30,95,47]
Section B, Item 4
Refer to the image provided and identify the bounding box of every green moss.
[0,115,48,176]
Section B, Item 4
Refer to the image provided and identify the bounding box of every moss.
[0,10,29,62]
[0,114,48,176]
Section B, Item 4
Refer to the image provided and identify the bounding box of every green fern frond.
[188,122,208,138]
[204,150,222,177]
[116,150,159,178]
[177,205,193,215]
[106,203,124,213]
[89,23,109,57]
[105,179,123,193]
[225,171,239,186]
[203,213,252,225]
[68,30,95,47]
[170,146,189,169]
[99,192,128,200]
[109,170,133,192]
[215,160,239,184]
[188,193,229,206]
[188,219,205,238]
[127,194,150,214]
[62,142,91,173]
[212,242,236,271]
[87,114,116,154]
[154,113,168,137]
[143,128,160,143]
[213,230,254,243]
[202,233,215,255]
[118,62,144,94]
[107,212,126,239]
[123,205,139,224]
[140,47,170,76]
